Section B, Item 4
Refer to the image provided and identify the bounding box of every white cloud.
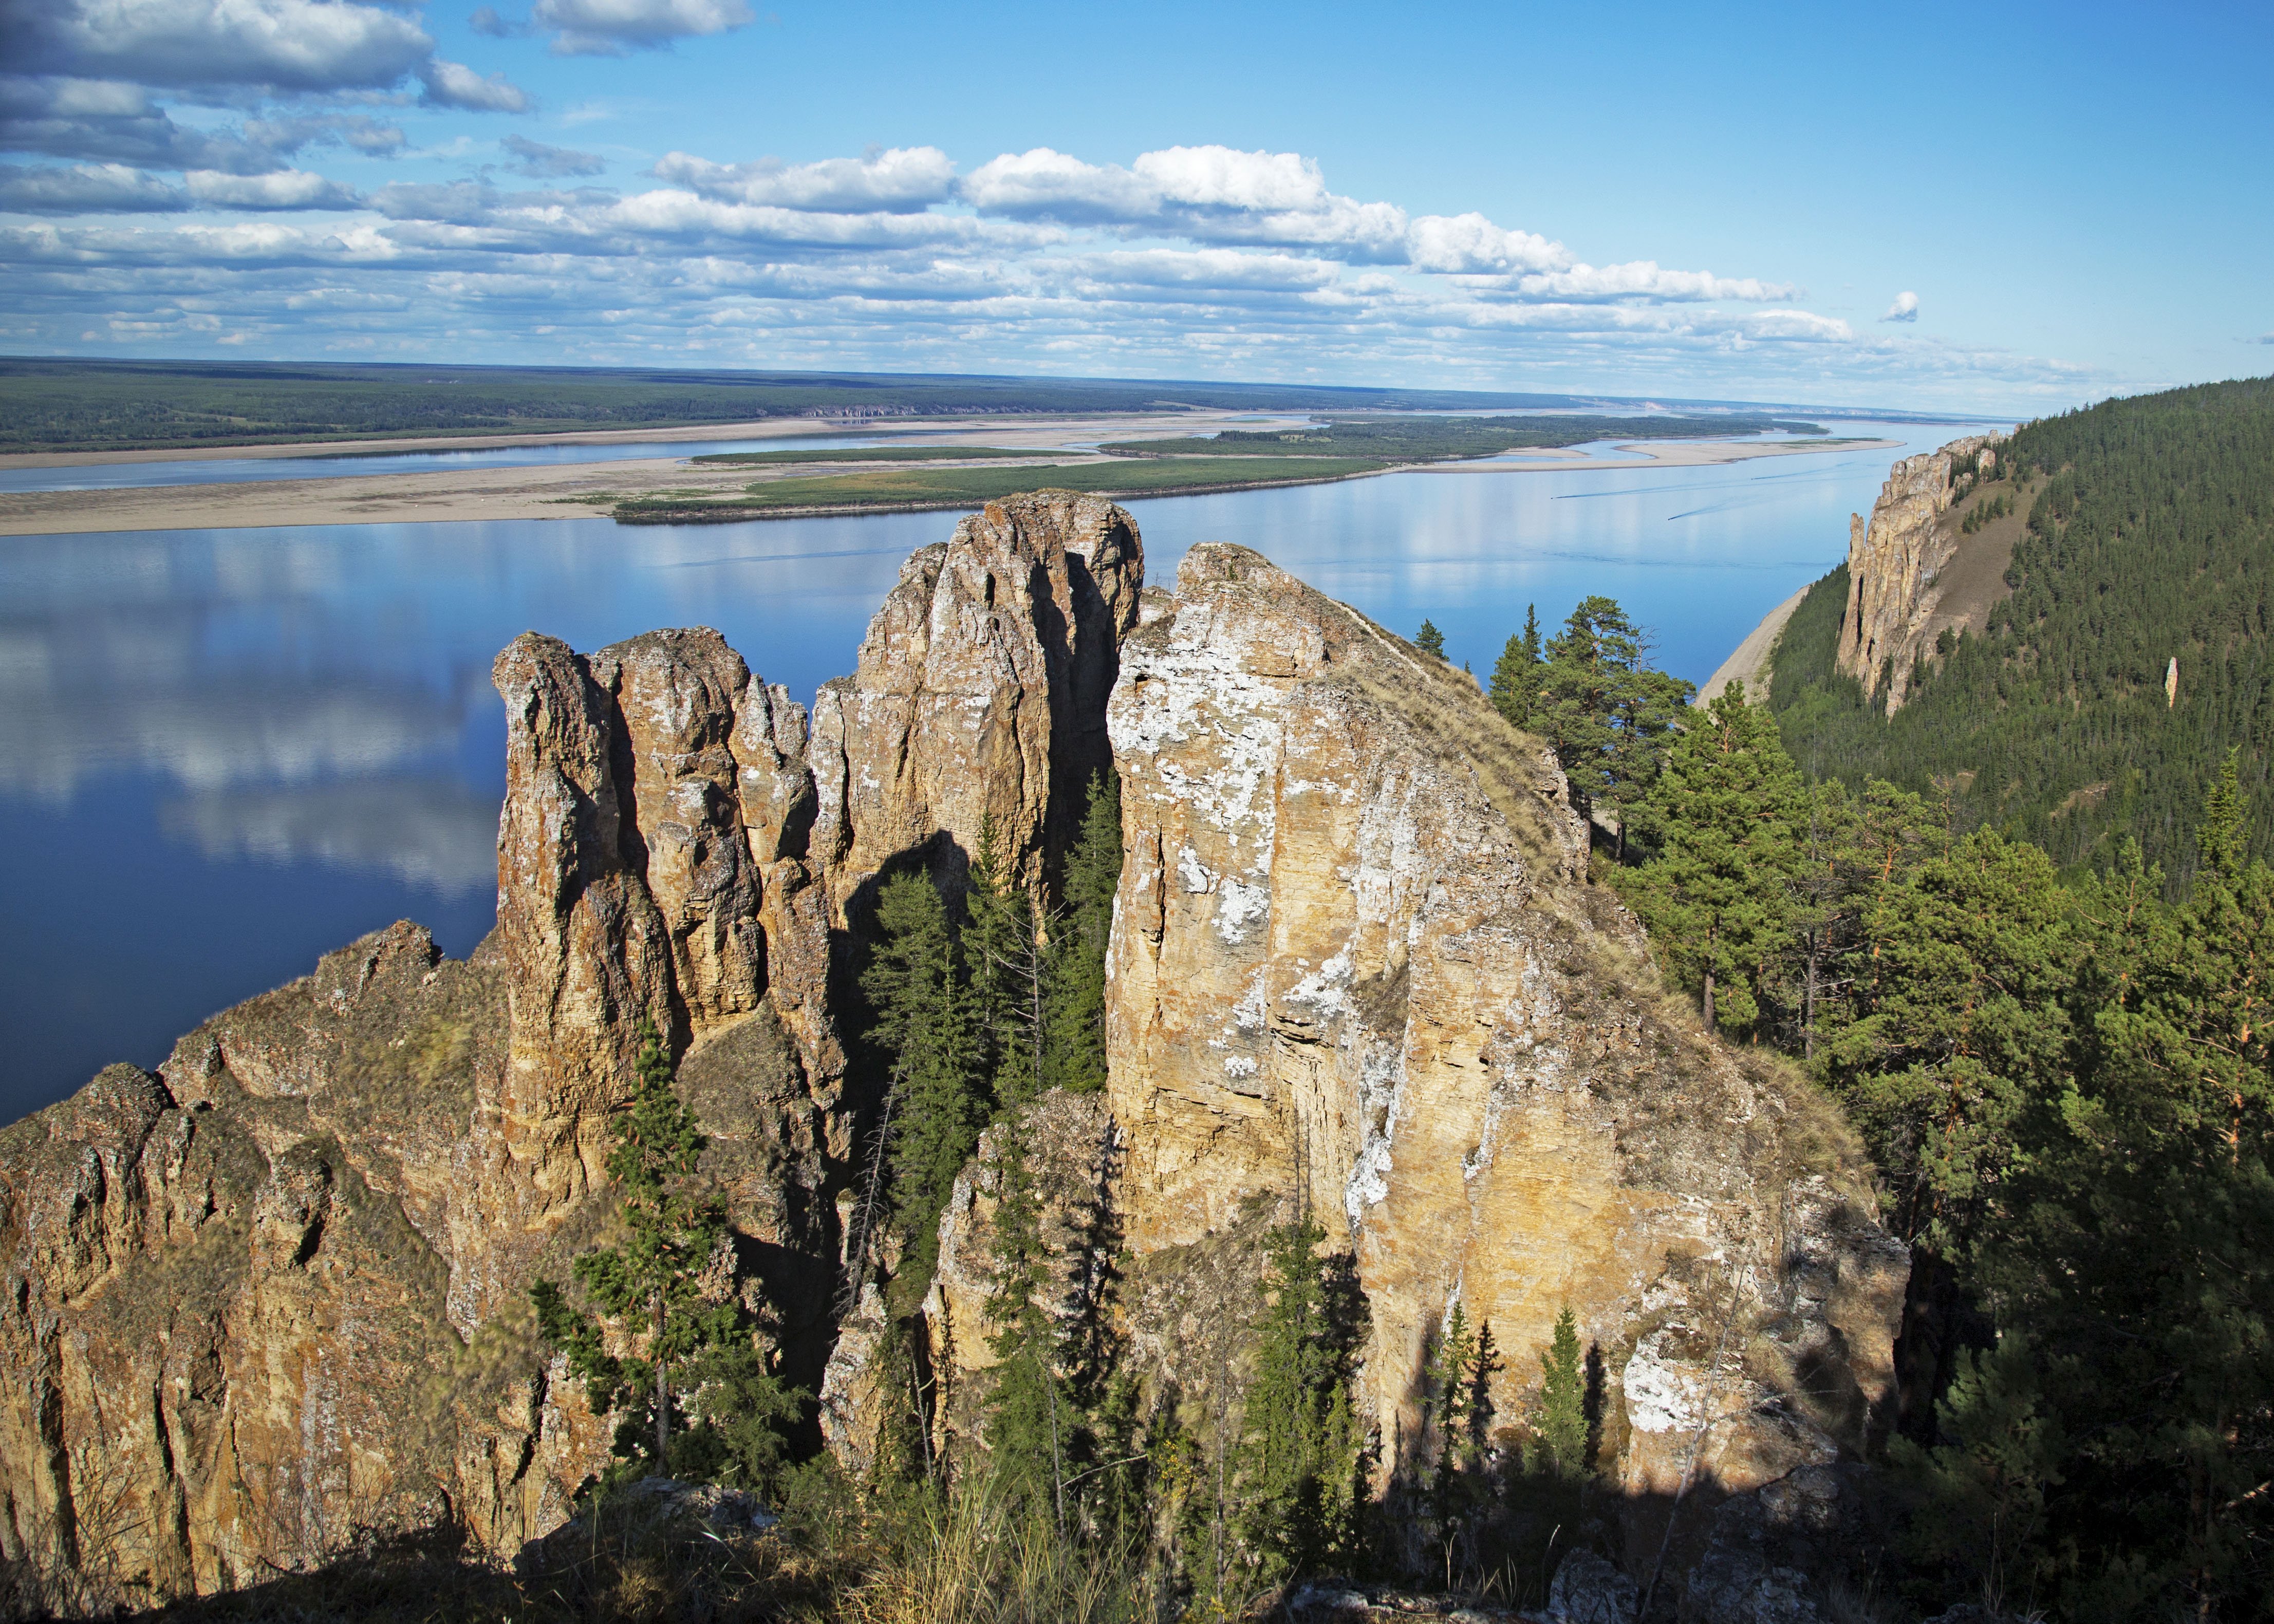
[3,0,436,95]
[501,133,604,178]
[1882,290,1919,322]
[185,166,358,209]
[531,0,752,54]
[0,161,185,212]
[418,58,531,113]
[651,147,955,212]
[0,137,2092,406]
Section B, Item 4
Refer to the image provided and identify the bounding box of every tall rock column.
[1835,432,2003,710]
[808,491,1143,919]
[1105,545,1910,1534]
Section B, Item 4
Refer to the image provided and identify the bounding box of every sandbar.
[0,426,1900,537]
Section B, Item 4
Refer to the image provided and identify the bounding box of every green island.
[687,445,1044,465]
[607,455,1390,524]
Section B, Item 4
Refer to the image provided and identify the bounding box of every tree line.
[1619,684,2274,1616]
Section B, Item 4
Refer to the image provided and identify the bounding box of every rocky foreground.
[1,493,1908,1617]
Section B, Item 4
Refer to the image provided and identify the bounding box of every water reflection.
[0,422,1984,1122]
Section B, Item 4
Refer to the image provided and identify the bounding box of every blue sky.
[2,0,2267,413]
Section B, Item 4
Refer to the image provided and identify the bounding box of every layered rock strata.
[0,491,1145,1608]
[1106,545,1909,1564]
[1834,433,2004,712]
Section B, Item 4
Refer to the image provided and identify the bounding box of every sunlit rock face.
[1104,545,1910,1551]
[808,491,1144,918]
[1835,432,2003,712]
[0,495,1148,1608]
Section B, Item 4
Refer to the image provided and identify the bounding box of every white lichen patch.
[1217,876,1270,943]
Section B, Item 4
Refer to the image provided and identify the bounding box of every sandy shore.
[1696,584,1812,706]
[0,428,1899,537]
[1419,436,1899,475]
[0,409,1282,472]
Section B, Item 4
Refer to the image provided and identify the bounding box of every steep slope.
[1102,545,1907,1573]
[1774,377,2274,885]
[0,492,1145,1608]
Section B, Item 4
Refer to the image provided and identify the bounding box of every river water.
[0,420,1977,1122]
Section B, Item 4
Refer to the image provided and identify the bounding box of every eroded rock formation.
[0,492,1144,1609]
[1105,544,1910,1571]
[1835,433,2004,712]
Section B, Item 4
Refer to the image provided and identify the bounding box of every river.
[0,420,1978,1121]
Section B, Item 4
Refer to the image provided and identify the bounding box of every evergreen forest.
[1769,376,2274,893]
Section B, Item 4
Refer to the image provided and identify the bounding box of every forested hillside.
[1770,376,2274,891]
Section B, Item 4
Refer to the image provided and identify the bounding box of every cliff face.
[0,492,1143,1609]
[1105,545,1908,1555]
[1835,434,2003,711]
[5,492,1906,1614]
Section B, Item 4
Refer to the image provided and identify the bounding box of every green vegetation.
[0,356,1721,453]
[1619,701,2274,1613]
[1769,375,2274,892]
[609,458,1388,523]
[689,445,1043,465]
[531,1022,803,1492]
[1097,413,1827,462]
[1519,595,1693,851]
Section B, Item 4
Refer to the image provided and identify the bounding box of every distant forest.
[1770,375,2274,893]
[0,356,1955,453]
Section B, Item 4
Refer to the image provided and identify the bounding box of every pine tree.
[1237,1219,1364,1584]
[1533,595,1691,841]
[1415,618,1446,659]
[531,1022,799,1485]
[1623,682,1804,1034]
[1530,1307,1587,1479]
[1489,605,1545,728]
[1045,771,1119,1096]
[964,813,1053,1109]
[861,872,986,1296]
[980,1114,1074,1525]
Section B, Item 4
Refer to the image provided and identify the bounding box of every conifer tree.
[1529,1307,1587,1479]
[979,1115,1073,1525]
[1533,595,1691,840]
[1490,605,1544,729]
[1624,682,1804,1033]
[964,814,1053,1109]
[1045,771,1120,1095]
[1237,1219,1364,1584]
[531,1022,799,1485]
[861,871,986,1295]
[1415,618,1446,658]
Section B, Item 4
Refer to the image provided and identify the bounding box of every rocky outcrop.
[1834,434,2003,712]
[807,491,1143,917]
[1106,545,1909,1571]
[0,494,1148,1611]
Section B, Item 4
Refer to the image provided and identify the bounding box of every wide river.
[0,420,1976,1122]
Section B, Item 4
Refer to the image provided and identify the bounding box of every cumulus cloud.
[651,146,955,212]
[501,134,605,178]
[0,161,185,212]
[1882,290,1919,322]
[531,0,752,54]
[418,58,532,112]
[469,6,527,35]
[0,135,2058,402]
[185,167,358,209]
[1,0,436,95]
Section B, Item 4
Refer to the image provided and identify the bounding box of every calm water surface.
[0,420,1975,1122]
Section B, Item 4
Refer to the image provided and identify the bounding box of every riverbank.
[0,432,1899,536]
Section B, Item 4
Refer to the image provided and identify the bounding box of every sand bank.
[0,430,1898,537]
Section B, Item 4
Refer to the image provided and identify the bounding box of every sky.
[1,0,2268,414]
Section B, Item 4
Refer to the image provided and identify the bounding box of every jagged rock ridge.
[0,491,1143,1608]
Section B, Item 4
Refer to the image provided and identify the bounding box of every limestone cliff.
[1835,433,2005,712]
[1105,544,1909,1565]
[0,492,1144,1610]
